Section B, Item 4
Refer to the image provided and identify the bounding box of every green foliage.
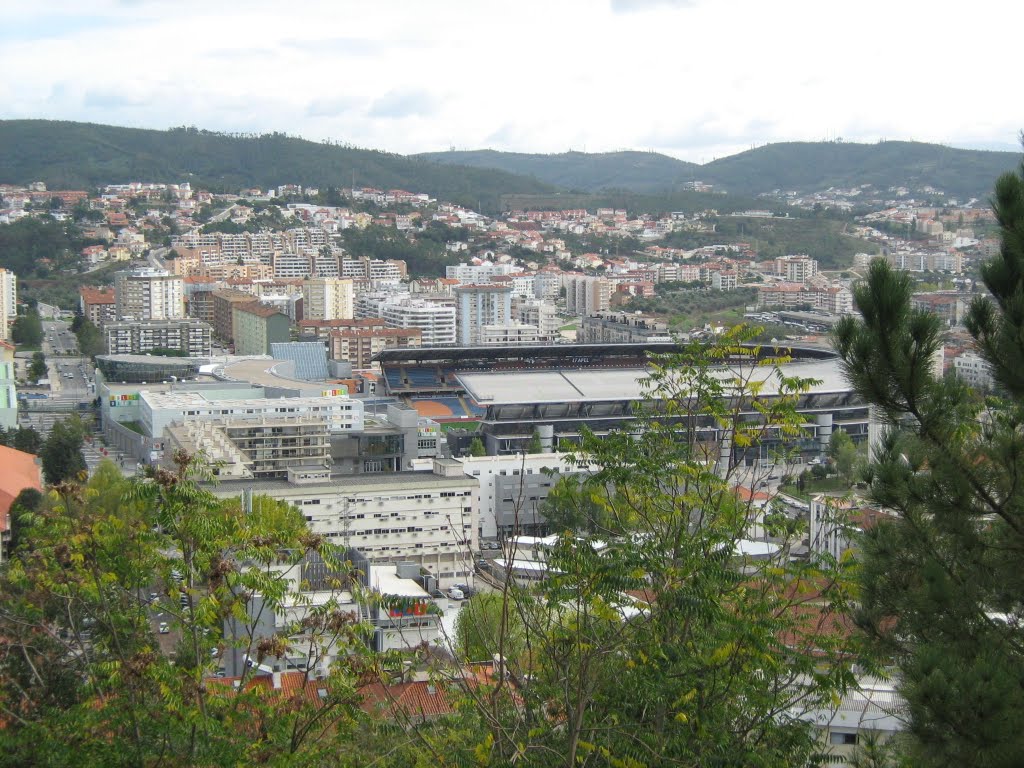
[827,429,859,483]
[0,454,372,766]
[28,351,47,380]
[467,437,486,457]
[39,416,87,485]
[454,592,526,663]
[0,217,84,278]
[525,428,542,455]
[341,224,461,277]
[0,120,556,214]
[0,425,43,454]
[11,308,44,347]
[461,327,864,767]
[832,166,1024,767]
[538,475,615,535]
[420,141,1021,201]
[72,318,105,358]
[662,215,875,269]
[627,285,756,326]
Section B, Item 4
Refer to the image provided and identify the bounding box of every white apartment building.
[114,269,185,320]
[563,275,611,316]
[446,261,522,283]
[455,284,513,346]
[774,256,818,282]
[140,390,364,438]
[954,351,995,391]
[0,269,16,340]
[210,460,478,586]
[375,299,456,346]
[479,323,540,346]
[516,299,560,341]
[534,270,563,300]
[302,277,354,321]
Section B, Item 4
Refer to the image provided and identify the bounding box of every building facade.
[114,269,184,321]
[103,319,213,357]
[302,277,355,321]
[232,303,291,355]
[455,284,513,346]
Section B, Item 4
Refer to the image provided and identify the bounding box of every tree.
[28,351,48,380]
[11,309,43,348]
[72,318,105,358]
[459,327,864,767]
[525,428,542,454]
[40,417,87,485]
[467,437,486,457]
[827,429,858,483]
[832,157,1024,767]
[454,592,525,663]
[0,455,374,765]
[12,426,42,455]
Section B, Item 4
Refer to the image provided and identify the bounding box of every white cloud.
[0,0,1019,162]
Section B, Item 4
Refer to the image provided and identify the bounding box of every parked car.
[448,587,465,601]
[158,622,170,634]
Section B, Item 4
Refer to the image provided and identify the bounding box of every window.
[829,732,858,746]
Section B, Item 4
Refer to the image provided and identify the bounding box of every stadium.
[374,343,867,460]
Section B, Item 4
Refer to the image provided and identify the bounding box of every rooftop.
[457,358,852,406]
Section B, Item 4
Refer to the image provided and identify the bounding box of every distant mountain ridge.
[0,120,1019,210]
[0,120,557,213]
[418,141,1022,202]
[414,149,701,195]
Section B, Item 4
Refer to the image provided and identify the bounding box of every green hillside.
[702,140,1021,200]
[419,141,1021,201]
[416,149,701,194]
[0,120,557,213]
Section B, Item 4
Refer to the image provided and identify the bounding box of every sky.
[2,0,1020,164]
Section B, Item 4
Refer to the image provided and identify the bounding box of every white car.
[158,622,170,634]
[448,587,465,601]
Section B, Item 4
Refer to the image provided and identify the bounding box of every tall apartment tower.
[455,284,513,346]
[302,277,354,321]
[114,269,185,321]
[563,275,611,317]
[0,269,16,341]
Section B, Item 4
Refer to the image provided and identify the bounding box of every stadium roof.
[457,358,851,406]
[374,342,836,365]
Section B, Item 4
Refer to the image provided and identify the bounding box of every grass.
[441,420,479,432]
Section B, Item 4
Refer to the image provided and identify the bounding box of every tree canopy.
[831,156,1024,766]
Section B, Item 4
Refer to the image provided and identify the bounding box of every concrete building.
[580,312,672,344]
[328,327,423,369]
[456,452,590,539]
[954,351,995,391]
[232,303,291,355]
[79,286,117,327]
[209,459,478,587]
[774,256,818,282]
[341,256,407,282]
[114,268,184,320]
[455,284,513,346]
[212,289,262,343]
[563,275,611,317]
[0,269,16,340]
[479,323,540,346]
[0,341,18,429]
[164,416,331,480]
[140,390,364,438]
[103,319,213,357]
[380,299,456,347]
[302,277,354,321]
[515,299,560,341]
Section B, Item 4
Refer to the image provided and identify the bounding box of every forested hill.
[419,141,1022,201]
[0,120,557,213]
[416,149,701,194]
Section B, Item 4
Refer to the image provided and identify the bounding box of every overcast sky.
[2,0,1020,163]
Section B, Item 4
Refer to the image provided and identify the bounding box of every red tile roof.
[0,447,42,534]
